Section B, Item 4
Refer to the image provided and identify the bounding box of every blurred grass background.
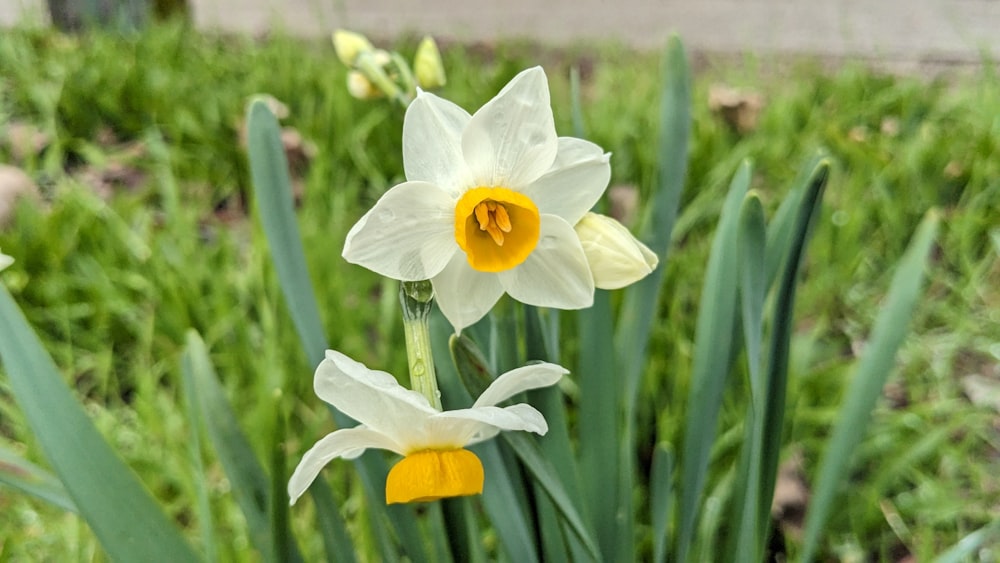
[0,22,997,560]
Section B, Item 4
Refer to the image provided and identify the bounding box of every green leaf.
[615,35,692,563]
[577,290,619,561]
[800,211,940,562]
[182,330,298,562]
[502,433,603,562]
[729,193,768,563]
[246,98,326,367]
[933,519,1000,563]
[650,443,674,563]
[0,286,199,563]
[758,157,831,539]
[673,159,751,562]
[307,477,359,563]
[433,313,539,563]
[0,443,77,513]
[246,98,427,562]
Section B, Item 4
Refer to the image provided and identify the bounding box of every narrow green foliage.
[933,519,1000,563]
[650,443,674,563]
[800,211,940,562]
[305,478,359,563]
[758,157,831,539]
[673,159,751,562]
[246,100,327,366]
[182,330,297,562]
[0,444,77,513]
[0,286,199,562]
[730,193,767,563]
[615,35,692,563]
[502,433,603,562]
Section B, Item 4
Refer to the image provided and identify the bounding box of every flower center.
[454,187,540,273]
[385,448,484,504]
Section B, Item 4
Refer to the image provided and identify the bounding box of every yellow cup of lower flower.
[386,448,484,504]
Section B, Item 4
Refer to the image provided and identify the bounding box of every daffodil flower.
[0,250,11,272]
[343,66,611,332]
[288,350,566,505]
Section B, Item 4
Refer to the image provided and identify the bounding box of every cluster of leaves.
[0,23,997,560]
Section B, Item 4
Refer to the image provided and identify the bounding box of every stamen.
[485,223,505,245]
[474,203,491,231]
[494,205,512,232]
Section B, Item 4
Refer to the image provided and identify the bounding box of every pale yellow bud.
[333,29,374,66]
[346,70,383,100]
[0,250,12,272]
[575,212,658,290]
[413,36,446,90]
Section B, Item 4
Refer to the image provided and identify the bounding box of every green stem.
[400,280,441,410]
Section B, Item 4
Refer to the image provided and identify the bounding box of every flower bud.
[413,36,446,90]
[333,29,374,66]
[575,212,658,290]
[0,250,12,272]
[346,70,383,100]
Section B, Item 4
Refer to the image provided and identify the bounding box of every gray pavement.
[3,0,1000,67]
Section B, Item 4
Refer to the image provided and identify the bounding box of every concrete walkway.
[4,0,1000,68]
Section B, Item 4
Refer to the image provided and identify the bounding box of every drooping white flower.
[343,66,611,332]
[288,350,565,505]
[575,212,658,290]
[0,249,11,272]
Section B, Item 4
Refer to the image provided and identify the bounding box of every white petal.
[314,351,438,445]
[431,253,505,333]
[434,403,549,446]
[403,91,473,196]
[499,215,594,309]
[342,181,458,280]
[575,213,659,290]
[522,137,611,225]
[287,426,401,504]
[473,363,567,408]
[462,67,558,189]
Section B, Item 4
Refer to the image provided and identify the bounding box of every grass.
[0,22,998,560]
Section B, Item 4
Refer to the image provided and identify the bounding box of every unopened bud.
[413,36,446,90]
[346,70,383,100]
[333,29,374,66]
[0,250,11,272]
[575,212,658,290]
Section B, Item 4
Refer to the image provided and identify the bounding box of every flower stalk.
[400,280,441,409]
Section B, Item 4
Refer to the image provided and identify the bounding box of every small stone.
[0,165,40,227]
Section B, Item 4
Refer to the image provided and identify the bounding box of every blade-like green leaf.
[933,519,1000,563]
[758,157,831,539]
[246,99,326,366]
[434,314,539,563]
[0,443,76,513]
[730,193,768,563]
[0,286,198,562]
[674,159,752,562]
[502,433,602,562]
[577,290,619,561]
[800,211,940,562]
[307,477,359,563]
[246,99,426,562]
[180,343,218,562]
[650,443,674,563]
[615,35,692,563]
[182,330,296,562]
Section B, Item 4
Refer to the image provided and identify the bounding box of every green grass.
[0,23,998,560]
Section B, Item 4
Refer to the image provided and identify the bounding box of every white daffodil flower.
[575,212,659,290]
[288,350,565,505]
[0,249,12,272]
[343,66,611,332]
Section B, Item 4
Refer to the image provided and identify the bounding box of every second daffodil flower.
[288,350,566,505]
[343,67,612,332]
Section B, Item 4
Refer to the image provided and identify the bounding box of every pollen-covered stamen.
[474,201,513,246]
